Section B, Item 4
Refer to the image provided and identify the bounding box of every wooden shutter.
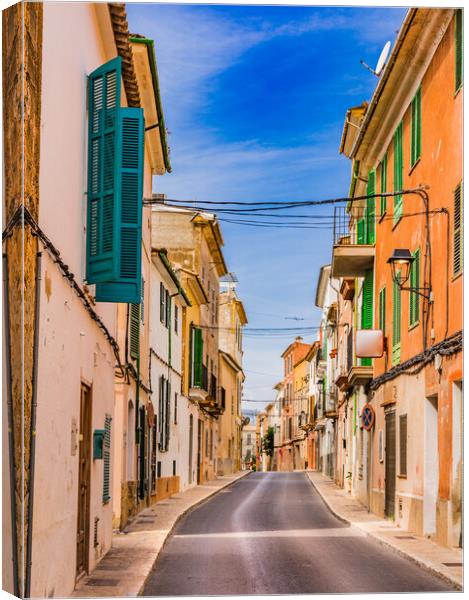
[399,414,407,477]
[103,415,112,503]
[86,57,122,284]
[453,183,462,275]
[165,289,171,327]
[360,269,374,367]
[165,380,171,451]
[160,282,165,323]
[95,107,145,303]
[366,170,376,244]
[129,302,140,359]
[411,88,422,167]
[158,376,164,451]
[357,219,365,245]
[380,154,387,216]
[409,249,420,326]
[379,287,386,334]
[455,10,463,91]
[393,122,403,223]
[192,327,203,387]
[392,277,401,365]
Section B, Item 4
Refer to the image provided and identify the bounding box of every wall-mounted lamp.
[387,248,432,301]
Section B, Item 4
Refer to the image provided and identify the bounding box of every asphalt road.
[142,472,456,595]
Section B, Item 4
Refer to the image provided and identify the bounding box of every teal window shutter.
[192,327,203,387]
[409,249,420,327]
[86,57,122,284]
[103,415,112,503]
[455,10,463,91]
[95,107,145,303]
[380,154,387,216]
[392,276,401,365]
[366,170,376,244]
[410,88,422,167]
[357,219,365,245]
[360,269,374,367]
[379,287,386,334]
[393,122,403,224]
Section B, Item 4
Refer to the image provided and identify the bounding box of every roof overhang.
[339,103,368,157]
[176,268,209,306]
[130,36,171,174]
[350,8,453,172]
[151,249,191,306]
[219,350,243,374]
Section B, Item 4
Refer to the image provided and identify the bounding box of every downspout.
[25,252,42,598]
[3,253,19,597]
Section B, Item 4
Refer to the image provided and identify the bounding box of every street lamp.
[387,248,432,300]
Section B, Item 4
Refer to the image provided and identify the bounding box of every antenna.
[360,41,391,77]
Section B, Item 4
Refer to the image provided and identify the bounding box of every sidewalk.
[306,471,463,590]
[73,471,251,598]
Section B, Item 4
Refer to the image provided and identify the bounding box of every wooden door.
[76,384,91,577]
[188,415,193,484]
[197,419,203,484]
[385,411,396,519]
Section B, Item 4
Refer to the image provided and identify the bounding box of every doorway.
[197,419,203,484]
[452,382,462,547]
[189,415,193,484]
[424,394,439,536]
[385,410,396,519]
[76,384,91,578]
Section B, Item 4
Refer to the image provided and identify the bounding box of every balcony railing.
[332,207,375,278]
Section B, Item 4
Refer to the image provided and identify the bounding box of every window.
[205,430,209,458]
[165,289,171,328]
[410,88,422,167]
[173,460,176,476]
[380,153,388,216]
[88,57,144,304]
[103,415,112,503]
[174,304,178,334]
[409,249,420,327]
[392,276,401,365]
[453,183,463,276]
[150,425,157,493]
[190,326,203,387]
[366,170,376,244]
[360,269,374,367]
[378,287,386,335]
[455,9,463,92]
[129,303,140,359]
[393,121,403,224]
[378,430,384,463]
[399,414,407,477]
[160,282,166,324]
[158,376,170,451]
[157,461,161,478]
[174,392,178,424]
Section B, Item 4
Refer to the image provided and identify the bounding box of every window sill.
[408,157,421,176]
[454,84,462,98]
[392,215,403,231]
[408,321,420,332]
[379,210,387,224]
[397,474,407,479]
[452,271,463,282]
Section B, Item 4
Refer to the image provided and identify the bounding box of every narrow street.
[142,472,455,596]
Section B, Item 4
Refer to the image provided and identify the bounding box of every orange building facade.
[334,8,462,548]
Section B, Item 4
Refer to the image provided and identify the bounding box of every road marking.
[174,528,366,539]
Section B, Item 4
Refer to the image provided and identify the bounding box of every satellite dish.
[375,41,391,76]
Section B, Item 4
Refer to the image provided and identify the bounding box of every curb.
[306,473,462,591]
[137,470,252,596]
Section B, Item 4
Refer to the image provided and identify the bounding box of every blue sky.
[127,3,406,413]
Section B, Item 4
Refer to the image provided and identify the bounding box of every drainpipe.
[3,253,19,597]
[25,252,42,598]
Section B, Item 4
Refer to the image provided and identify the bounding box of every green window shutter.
[366,170,376,244]
[455,9,463,92]
[409,249,420,327]
[360,269,374,367]
[453,183,463,275]
[86,57,122,284]
[379,287,386,334]
[380,154,387,216]
[392,276,401,365]
[103,415,112,503]
[393,122,403,224]
[357,219,365,245]
[410,88,422,167]
[95,107,145,303]
[129,302,140,359]
[160,282,166,323]
[192,327,203,387]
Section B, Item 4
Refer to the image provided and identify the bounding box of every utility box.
[93,429,105,460]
